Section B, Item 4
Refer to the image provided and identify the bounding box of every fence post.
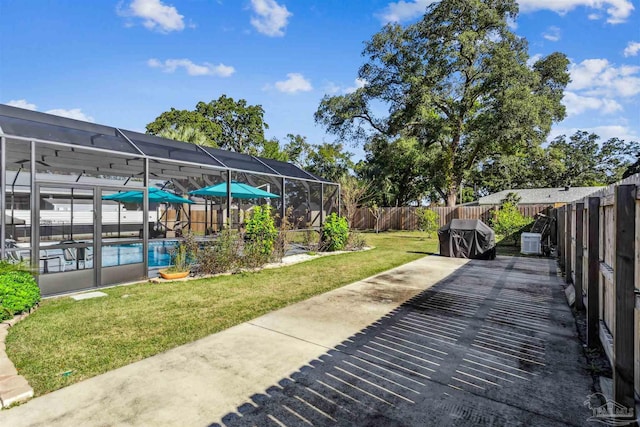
[575,202,585,310]
[558,206,565,271]
[613,185,636,411]
[565,204,573,283]
[587,196,601,349]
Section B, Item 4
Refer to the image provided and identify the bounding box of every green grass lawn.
[6,231,438,396]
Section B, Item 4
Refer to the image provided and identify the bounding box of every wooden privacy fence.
[556,173,639,414]
[351,204,551,230]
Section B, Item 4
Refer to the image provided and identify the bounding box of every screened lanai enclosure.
[0,105,339,296]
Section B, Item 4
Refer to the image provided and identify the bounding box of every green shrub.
[272,207,294,262]
[302,229,320,250]
[415,208,440,237]
[0,260,31,274]
[346,231,368,251]
[0,268,40,321]
[242,240,270,269]
[245,205,278,256]
[166,233,198,273]
[321,213,349,251]
[197,228,242,274]
[491,202,533,245]
[168,244,189,273]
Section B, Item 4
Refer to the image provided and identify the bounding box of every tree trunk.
[446,184,457,207]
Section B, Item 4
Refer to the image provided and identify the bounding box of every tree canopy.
[470,131,637,194]
[356,136,432,206]
[315,0,569,206]
[147,95,268,155]
[623,150,640,179]
[282,134,354,182]
[156,126,210,147]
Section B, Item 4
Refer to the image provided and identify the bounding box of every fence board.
[352,204,550,231]
[566,205,573,283]
[558,206,565,270]
[603,204,616,334]
[613,185,636,410]
[575,203,584,310]
[555,174,639,410]
[636,195,640,398]
[587,197,600,348]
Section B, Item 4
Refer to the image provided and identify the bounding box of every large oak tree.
[315,0,569,206]
[147,95,268,154]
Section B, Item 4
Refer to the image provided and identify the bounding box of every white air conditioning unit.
[521,232,542,255]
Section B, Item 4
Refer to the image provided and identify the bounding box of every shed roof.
[478,187,604,205]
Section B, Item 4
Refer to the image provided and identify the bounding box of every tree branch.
[353,113,388,135]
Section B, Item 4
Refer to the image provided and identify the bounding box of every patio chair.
[139,222,166,239]
[4,239,23,262]
[61,240,92,270]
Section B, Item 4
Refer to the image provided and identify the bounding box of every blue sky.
[1,0,639,161]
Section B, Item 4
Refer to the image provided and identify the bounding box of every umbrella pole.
[204,198,208,235]
[70,188,74,241]
[188,203,192,233]
[226,171,232,228]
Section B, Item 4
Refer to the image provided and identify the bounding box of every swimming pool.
[102,240,178,268]
[36,240,181,274]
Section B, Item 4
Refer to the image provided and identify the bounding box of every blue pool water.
[102,240,178,267]
[36,240,180,274]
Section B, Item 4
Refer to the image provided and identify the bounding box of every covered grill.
[438,219,496,260]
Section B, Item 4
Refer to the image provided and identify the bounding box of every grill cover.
[438,219,496,260]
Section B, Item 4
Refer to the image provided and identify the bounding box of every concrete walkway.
[0,255,594,426]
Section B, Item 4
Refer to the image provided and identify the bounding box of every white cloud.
[377,0,438,23]
[45,108,95,122]
[542,26,561,42]
[623,41,640,57]
[274,73,312,93]
[562,92,622,116]
[319,78,367,95]
[377,0,634,24]
[6,99,37,110]
[147,58,235,77]
[250,0,292,37]
[345,78,367,94]
[119,0,185,33]
[587,12,601,19]
[550,125,639,143]
[559,58,640,120]
[568,58,640,98]
[527,53,543,68]
[324,82,341,95]
[518,0,634,24]
[4,100,95,122]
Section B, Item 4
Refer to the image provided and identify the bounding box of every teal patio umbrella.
[102,187,194,204]
[189,181,279,199]
[102,188,194,236]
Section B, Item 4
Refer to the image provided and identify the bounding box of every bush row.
[0,262,40,321]
[170,207,365,276]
